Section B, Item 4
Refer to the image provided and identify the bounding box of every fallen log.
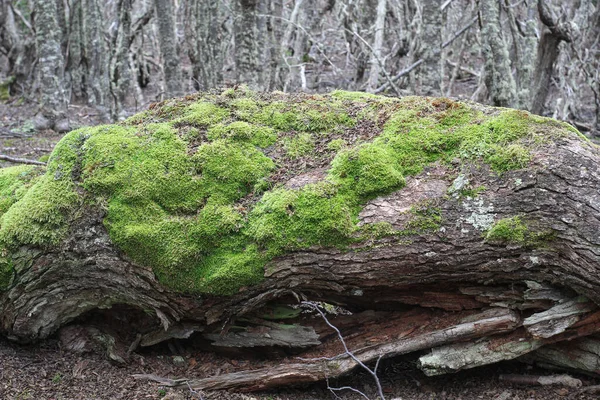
[0,89,599,391]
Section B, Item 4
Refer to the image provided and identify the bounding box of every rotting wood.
[134,308,519,391]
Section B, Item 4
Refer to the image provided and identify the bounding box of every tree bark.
[82,0,109,107]
[1,94,600,391]
[414,0,442,96]
[154,0,182,97]
[235,0,265,89]
[109,0,133,120]
[530,0,572,115]
[480,0,517,107]
[33,0,68,127]
[366,0,387,93]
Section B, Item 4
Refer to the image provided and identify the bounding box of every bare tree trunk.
[0,1,35,95]
[480,0,517,107]
[109,0,133,120]
[415,0,442,96]
[530,0,572,115]
[154,0,182,97]
[235,0,264,89]
[33,0,68,130]
[82,0,109,107]
[66,0,85,102]
[186,0,225,90]
[366,0,387,93]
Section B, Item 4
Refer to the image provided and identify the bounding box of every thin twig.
[0,155,46,166]
[302,301,387,400]
[375,16,477,94]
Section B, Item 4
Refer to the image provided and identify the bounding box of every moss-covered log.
[0,89,599,390]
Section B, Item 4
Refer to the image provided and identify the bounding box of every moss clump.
[246,182,357,255]
[0,165,43,216]
[327,138,346,151]
[485,216,528,243]
[175,102,229,126]
[485,216,553,246]
[283,133,315,159]
[330,143,405,197]
[0,131,84,249]
[0,255,13,290]
[406,202,443,232]
[207,121,277,148]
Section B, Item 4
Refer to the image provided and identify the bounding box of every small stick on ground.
[0,154,46,166]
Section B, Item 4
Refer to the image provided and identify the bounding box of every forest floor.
[2,335,600,400]
[2,100,600,400]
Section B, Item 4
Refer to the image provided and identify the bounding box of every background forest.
[0,0,599,136]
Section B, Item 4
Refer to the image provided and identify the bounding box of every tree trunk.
[366,0,387,93]
[82,0,109,107]
[235,0,264,89]
[154,0,182,97]
[185,0,224,91]
[33,0,68,128]
[530,0,572,115]
[480,0,517,107]
[109,0,133,120]
[1,92,599,391]
[0,0,35,95]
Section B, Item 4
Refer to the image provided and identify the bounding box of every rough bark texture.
[0,91,599,391]
[235,0,264,89]
[415,0,442,95]
[480,0,518,107]
[530,0,572,115]
[154,0,182,97]
[109,0,133,119]
[33,0,67,124]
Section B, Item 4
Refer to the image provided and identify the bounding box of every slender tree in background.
[109,0,133,119]
[33,0,68,130]
[83,0,109,106]
[366,0,387,93]
[185,0,225,90]
[480,0,517,107]
[154,0,182,97]
[235,0,264,89]
[415,0,442,95]
[530,0,572,115]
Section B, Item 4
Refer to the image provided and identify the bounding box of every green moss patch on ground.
[0,89,578,295]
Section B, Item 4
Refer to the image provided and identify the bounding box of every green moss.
[174,102,229,126]
[485,216,553,246]
[327,138,346,151]
[0,131,85,249]
[77,123,273,293]
[459,185,487,198]
[283,133,315,159]
[248,99,355,133]
[406,202,442,232]
[207,121,277,148]
[246,182,357,255]
[330,142,405,197]
[330,90,379,101]
[0,255,13,290]
[485,144,531,171]
[0,165,43,217]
